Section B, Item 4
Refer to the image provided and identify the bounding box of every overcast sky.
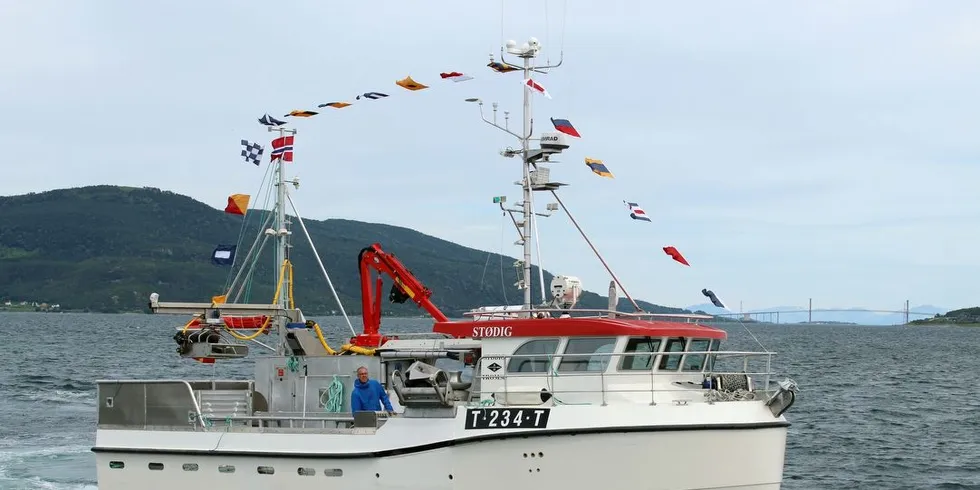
[2,1,979,313]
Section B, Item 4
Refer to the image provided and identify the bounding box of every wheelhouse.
[432,317,754,406]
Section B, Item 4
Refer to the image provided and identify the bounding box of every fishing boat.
[91,35,799,490]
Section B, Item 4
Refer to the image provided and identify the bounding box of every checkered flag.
[240,139,264,166]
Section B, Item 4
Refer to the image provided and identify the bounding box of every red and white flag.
[440,71,474,82]
[270,135,294,162]
[522,78,552,99]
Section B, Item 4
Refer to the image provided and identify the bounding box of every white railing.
[96,379,391,432]
[463,306,714,322]
[472,349,777,406]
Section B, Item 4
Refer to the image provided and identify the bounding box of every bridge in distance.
[699,300,933,325]
[688,298,936,325]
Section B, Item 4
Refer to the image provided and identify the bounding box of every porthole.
[257,466,275,475]
[297,467,315,476]
[325,468,343,477]
[218,465,235,474]
[148,462,164,470]
[109,461,124,469]
[182,463,198,471]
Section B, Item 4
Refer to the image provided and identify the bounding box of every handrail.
[478,349,776,382]
[217,412,394,429]
[96,379,208,429]
[473,349,779,406]
[480,349,775,359]
[462,307,715,320]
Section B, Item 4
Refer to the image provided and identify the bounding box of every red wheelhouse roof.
[433,316,727,340]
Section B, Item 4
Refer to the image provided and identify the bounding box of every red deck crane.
[351,243,450,347]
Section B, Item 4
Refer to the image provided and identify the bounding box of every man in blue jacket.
[351,366,394,415]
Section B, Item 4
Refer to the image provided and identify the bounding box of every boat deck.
[96,347,784,433]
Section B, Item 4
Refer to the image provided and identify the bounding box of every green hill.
[0,185,689,318]
[909,307,980,326]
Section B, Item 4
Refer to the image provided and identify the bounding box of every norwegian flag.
[625,201,651,222]
[270,135,294,162]
[522,78,552,99]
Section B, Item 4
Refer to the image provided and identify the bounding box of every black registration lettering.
[464,408,550,429]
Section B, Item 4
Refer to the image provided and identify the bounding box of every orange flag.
[396,75,428,91]
[225,194,250,216]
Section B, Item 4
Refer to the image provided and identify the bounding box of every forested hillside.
[910,307,980,326]
[0,186,687,317]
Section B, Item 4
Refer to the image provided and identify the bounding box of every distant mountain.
[685,303,948,325]
[0,185,687,317]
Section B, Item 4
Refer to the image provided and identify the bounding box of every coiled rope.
[322,375,345,412]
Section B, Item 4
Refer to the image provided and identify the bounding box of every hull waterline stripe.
[91,421,790,459]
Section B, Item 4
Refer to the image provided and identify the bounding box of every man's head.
[356,366,369,383]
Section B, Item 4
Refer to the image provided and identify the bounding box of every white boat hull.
[95,424,787,490]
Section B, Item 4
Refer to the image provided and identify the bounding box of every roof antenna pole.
[470,36,563,318]
[549,190,642,312]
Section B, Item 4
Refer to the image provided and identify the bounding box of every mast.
[472,37,646,315]
[268,125,296,354]
[474,37,563,317]
[519,52,533,312]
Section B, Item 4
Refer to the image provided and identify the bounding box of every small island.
[909,307,980,327]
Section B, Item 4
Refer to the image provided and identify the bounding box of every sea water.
[1,312,978,489]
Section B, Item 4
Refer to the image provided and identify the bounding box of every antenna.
[469,35,644,314]
[468,36,565,316]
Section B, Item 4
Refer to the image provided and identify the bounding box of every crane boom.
[352,243,449,347]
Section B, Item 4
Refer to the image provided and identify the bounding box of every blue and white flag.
[257,113,286,127]
[211,244,236,266]
[241,140,264,166]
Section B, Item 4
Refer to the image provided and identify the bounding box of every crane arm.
[352,243,449,347]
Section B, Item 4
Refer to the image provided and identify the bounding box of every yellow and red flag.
[224,194,250,216]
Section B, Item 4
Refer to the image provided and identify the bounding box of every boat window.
[325,468,344,477]
[557,337,617,372]
[298,467,315,476]
[218,465,235,474]
[507,339,560,373]
[182,463,198,471]
[148,462,164,471]
[705,339,721,371]
[109,461,124,469]
[619,337,662,371]
[658,337,685,371]
[682,339,711,371]
[257,466,275,475]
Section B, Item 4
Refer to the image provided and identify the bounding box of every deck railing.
[95,349,781,432]
[96,379,393,432]
[96,379,253,430]
[472,349,778,406]
[463,307,714,323]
